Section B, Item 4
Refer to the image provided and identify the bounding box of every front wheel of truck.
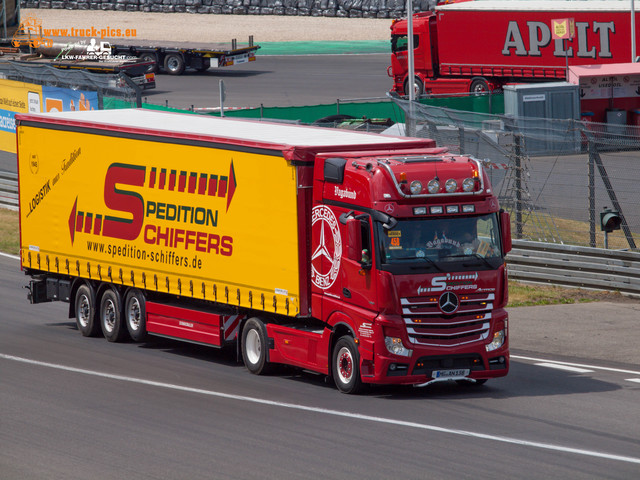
[332,336,363,394]
[241,318,272,375]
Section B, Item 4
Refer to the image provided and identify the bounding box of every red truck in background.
[389,0,640,96]
[17,110,511,394]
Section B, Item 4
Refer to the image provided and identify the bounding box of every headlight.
[427,179,440,194]
[410,180,422,194]
[485,329,505,352]
[445,179,457,193]
[385,336,412,357]
[462,177,475,192]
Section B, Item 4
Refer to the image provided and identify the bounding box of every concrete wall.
[21,0,437,18]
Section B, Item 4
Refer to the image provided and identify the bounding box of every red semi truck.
[17,109,511,393]
[389,0,640,96]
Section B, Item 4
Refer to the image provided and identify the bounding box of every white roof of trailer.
[24,109,414,148]
[437,1,633,12]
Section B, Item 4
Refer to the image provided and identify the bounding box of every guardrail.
[0,171,18,211]
[508,240,640,297]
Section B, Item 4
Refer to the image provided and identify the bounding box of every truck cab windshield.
[391,34,419,53]
[377,214,503,272]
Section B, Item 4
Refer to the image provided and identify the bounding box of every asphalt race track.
[1,254,640,479]
[143,53,393,110]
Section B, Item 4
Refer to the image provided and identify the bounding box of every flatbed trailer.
[110,38,259,75]
[0,48,156,89]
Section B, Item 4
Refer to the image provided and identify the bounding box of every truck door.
[340,213,377,312]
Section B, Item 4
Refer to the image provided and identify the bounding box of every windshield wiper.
[447,253,495,269]
[409,255,444,272]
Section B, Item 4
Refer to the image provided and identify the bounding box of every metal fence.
[0,61,142,107]
[508,239,640,297]
[0,170,17,210]
[392,95,640,253]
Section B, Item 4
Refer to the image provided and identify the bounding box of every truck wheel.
[241,318,272,375]
[470,77,490,94]
[332,336,363,394]
[403,76,424,97]
[124,289,147,342]
[138,53,158,73]
[164,53,185,75]
[75,284,100,337]
[100,288,127,342]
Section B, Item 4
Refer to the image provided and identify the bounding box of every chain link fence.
[392,95,640,252]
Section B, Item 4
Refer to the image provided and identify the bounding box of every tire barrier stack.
[21,0,437,18]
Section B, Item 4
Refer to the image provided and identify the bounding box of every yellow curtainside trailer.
[17,111,303,317]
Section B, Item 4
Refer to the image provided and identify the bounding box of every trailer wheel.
[100,288,127,343]
[164,53,185,75]
[332,336,363,394]
[241,318,272,375]
[75,284,100,337]
[124,289,147,342]
[138,53,158,73]
[470,77,490,94]
[403,76,424,97]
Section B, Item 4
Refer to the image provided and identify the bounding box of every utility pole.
[406,0,415,136]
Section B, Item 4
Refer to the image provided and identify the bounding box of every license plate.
[231,54,248,65]
[432,369,470,379]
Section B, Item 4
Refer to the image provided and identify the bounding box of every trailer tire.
[75,284,100,337]
[100,288,127,343]
[403,76,424,97]
[164,53,185,75]
[470,77,490,94]
[138,53,158,73]
[241,318,272,375]
[332,336,363,394]
[124,289,147,342]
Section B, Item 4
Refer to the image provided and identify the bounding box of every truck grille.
[401,293,494,347]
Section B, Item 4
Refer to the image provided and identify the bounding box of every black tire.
[163,53,185,75]
[100,288,127,342]
[470,77,490,94]
[124,289,147,342]
[312,114,355,125]
[75,284,100,337]
[241,318,272,375]
[332,336,363,394]
[403,76,424,97]
[138,52,158,73]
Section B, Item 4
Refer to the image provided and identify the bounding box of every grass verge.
[0,209,19,256]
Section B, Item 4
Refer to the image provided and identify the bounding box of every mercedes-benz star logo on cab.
[439,292,459,314]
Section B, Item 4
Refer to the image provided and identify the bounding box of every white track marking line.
[512,355,640,376]
[626,378,640,384]
[534,363,594,373]
[2,353,640,466]
[0,252,19,260]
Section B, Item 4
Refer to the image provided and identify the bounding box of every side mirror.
[346,218,363,262]
[500,210,512,255]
